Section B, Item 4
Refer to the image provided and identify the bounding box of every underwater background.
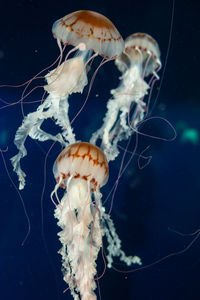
[0,0,200,299]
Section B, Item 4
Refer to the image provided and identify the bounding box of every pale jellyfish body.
[11,10,124,189]
[91,33,161,161]
[44,56,88,98]
[11,51,87,189]
[52,142,141,299]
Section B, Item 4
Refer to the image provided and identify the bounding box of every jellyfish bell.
[53,141,109,192]
[116,33,161,77]
[52,10,124,59]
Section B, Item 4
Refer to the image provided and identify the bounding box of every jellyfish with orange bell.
[91,33,161,161]
[52,142,141,300]
[11,10,124,190]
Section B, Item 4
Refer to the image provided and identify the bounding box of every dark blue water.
[0,1,200,299]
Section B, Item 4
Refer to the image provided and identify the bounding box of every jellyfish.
[11,10,124,190]
[52,142,141,299]
[90,33,161,161]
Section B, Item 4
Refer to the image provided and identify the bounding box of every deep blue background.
[0,1,200,300]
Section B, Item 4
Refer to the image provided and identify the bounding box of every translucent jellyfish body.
[91,33,161,161]
[11,10,124,189]
[52,142,141,299]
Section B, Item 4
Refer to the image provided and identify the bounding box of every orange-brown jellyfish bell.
[116,32,161,77]
[52,10,124,59]
[53,142,109,191]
